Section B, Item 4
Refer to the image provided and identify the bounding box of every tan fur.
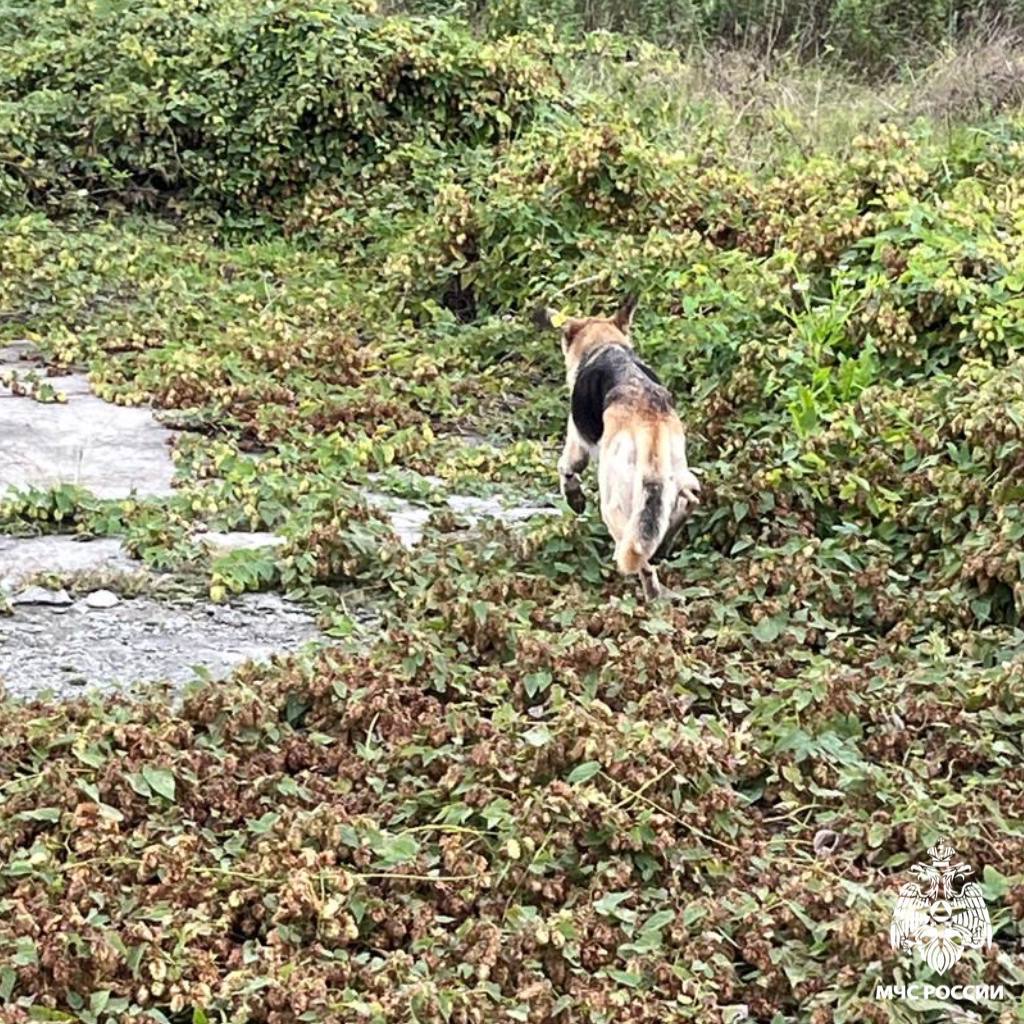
[602,405,691,574]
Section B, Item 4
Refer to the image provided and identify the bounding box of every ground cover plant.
[3,1,1024,1021]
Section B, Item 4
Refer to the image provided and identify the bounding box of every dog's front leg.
[558,418,589,514]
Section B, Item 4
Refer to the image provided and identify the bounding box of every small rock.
[84,589,120,609]
[813,828,841,858]
[12,586,72,606]
[201,532,285,555]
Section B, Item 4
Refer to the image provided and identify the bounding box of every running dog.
[534,296,700,600]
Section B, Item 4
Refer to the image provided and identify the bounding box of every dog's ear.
[532,305,562,332]
[612,294,639,332]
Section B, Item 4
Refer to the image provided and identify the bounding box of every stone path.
[0,535,137,591]
[0,341,561,701]
[367,490,559,548]
[0,343,321,699]
[0,341,176,498]
[1,593,320,700]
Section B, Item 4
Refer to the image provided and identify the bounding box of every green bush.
[0,0,562,213]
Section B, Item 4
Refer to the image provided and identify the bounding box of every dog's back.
[570,344,667,447]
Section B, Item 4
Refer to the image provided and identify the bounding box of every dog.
[534,295,700,600]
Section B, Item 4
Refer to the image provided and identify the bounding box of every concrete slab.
[0,592,323,700]
[0,535,139,592]
[366,491,559,548]
[447,493,561,526]
[200,532,286,555]
[0,342,176,499]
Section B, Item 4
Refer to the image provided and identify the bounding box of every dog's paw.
[678,468,702,507]
[563,480,587,514]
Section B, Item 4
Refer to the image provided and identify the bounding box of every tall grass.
[558,30,1024,175]
[393,0,1024,73]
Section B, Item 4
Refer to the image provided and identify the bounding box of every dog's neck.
[569,339,630,387]
[565,337,633,388]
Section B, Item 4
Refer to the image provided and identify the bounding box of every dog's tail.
[615,426,675,576]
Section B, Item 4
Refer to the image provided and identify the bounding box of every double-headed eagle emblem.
[889,840,992,974]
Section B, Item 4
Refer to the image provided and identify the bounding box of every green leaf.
[77,779,100,802]
[594,891,631,917]
[640,909,675,933]
[867,821,887,849]
[98,803,124,823]
[126,772,151,798]
[13,937,37,966]
[277,776,301,797]
[982,864,1011,899]
[73,744,106,769]
[375,833,419,867]
[567,761,601,784]
[524,669,552,698]
[522,724,552,747]
[27,1009,75,1022]
[605,968,643,988]
[142,766,176,802]
[248,811,280,835]
[126,943,145,975]
[752,615,786,642]
[17,807,61,823]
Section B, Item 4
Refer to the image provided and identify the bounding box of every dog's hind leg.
[652,454,701,564]
[639,565,662,601]
[650,493,688,564]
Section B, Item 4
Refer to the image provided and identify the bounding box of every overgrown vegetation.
[2,1,1024,1021]
[399,0,1024,71]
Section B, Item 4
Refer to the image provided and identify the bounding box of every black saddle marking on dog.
[571,345,667,445]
